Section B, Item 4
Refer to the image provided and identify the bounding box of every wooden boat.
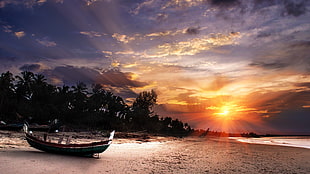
[0,123,23,131]
[23,124,115,157]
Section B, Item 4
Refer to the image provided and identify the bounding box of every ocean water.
[230,136,310,149]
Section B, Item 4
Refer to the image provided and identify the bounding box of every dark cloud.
[47,66,95,85]
[290,41,310,48]
[295,82,310,88]
[249,61,288,70]
[186,27,200,35]
[253,90,310,117]
[256,32,272,38]
[210,0,240,7]
[252,0,309,18]
[265,108,310,134]
[103,86,138,103]
[253,0,278,9]
[19,63,41,72]
[43,66,147,100]
[282,41,310,73]
[283,0,307,17]
[284,91,309,109]
[98,68,148,87]
[0,0,45,8]
[46,66,148,88]
[209,0,245,20]
[156,13,168,22]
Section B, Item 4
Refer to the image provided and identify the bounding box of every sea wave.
[230,136,310,149]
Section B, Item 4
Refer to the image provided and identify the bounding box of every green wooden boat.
[24,124,114,157]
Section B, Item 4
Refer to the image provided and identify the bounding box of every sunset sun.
[210,104,236,120]
[216,107,230,116]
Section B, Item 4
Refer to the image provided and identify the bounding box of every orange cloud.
[144,32,241,57]
[14,31,25,39]
[112,33,136,44]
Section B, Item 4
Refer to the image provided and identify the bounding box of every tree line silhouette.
[0,71,192,135]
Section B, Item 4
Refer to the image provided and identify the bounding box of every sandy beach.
[0,131,309,174]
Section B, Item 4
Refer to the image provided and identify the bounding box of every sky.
[0,0,309,134]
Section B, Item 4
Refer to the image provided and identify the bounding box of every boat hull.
[25,133,111,156]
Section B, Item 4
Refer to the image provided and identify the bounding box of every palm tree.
[130,90,157,131]
[132,90,157,113]
[0,71,16,120]
[31,74,57,123]
[70,82,89,123]
[15,71,35,100]
[13,71,35,120]
[54,85,73,122]
[72,82,88,95]
[33,74,47,87]
[0,71,15,107]
[31,74,48,102]
[88,84,106,112]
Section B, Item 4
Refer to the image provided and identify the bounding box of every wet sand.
[0,131,309,174]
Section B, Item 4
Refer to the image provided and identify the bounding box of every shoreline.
[229,136,310,150]
[1,129,309,150]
